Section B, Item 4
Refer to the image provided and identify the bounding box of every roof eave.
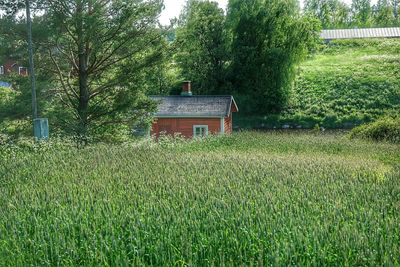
[231,96,239,112]
[227,96,239,116]
[153,115,225,118]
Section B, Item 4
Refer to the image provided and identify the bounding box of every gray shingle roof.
[149,96,238,117]
[321,27,400,40]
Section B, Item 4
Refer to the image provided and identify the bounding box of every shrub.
[350,117,400,143]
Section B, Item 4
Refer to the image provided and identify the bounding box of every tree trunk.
[78,51,89,139]
[76,1,89,143]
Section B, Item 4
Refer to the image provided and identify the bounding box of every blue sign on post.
[0,81,12,88]
[33,118,49,140]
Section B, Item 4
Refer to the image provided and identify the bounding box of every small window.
[19,67,28,76]
[0,66,3,75]
[193,125,208,137]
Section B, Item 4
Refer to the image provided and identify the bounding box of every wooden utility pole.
[25,0,38,120]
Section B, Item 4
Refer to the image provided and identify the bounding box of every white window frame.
[19,67,27,75]
[193,125,209,137]
[0,66,4,75]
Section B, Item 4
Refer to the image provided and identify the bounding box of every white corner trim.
[18,67,26,75]
[220,117,225,135]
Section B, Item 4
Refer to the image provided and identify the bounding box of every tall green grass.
[1,132,400,266]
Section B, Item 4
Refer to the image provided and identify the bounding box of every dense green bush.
[350,117,400,143]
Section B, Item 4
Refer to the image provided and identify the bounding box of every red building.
[150,82,239,138]
[0,59,28,76]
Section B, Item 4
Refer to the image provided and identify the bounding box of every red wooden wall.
[151,118,222,138]
[224,116,232,134]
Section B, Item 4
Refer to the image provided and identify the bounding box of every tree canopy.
[176,1,228,95]
[304,0,400,28]
[1,0,167,142]
[228,0,320,113]
[2,0,398,140]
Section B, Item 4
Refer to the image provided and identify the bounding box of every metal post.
[26,0,49,140]
[26,0,38,120]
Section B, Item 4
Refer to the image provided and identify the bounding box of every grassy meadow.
[237,38,400,129]
[1,132,400,266]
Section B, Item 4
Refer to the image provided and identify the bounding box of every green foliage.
[176,1,229,95]
[0,17,26,61]
[0,74,53,137]
[304,0,351,28]
[286,38,400,128]
[235,39,400,129]
[351,0,372,27]
[350,116,400,143]
[374,0,396,26]
[1,132,399,265]
[0,0,169,142]
[228,0,320,114]
[304,0,400,28]
[48,0,164,138]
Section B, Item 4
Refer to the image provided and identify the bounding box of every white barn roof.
[321,27,400,40]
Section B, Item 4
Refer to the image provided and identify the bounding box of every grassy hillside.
[1,132,400,266]
[237,38,400,129]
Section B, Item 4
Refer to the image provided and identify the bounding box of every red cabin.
[150,81,239,138]
[0,59,28,76]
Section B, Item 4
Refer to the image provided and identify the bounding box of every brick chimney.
[181,81,192,96]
